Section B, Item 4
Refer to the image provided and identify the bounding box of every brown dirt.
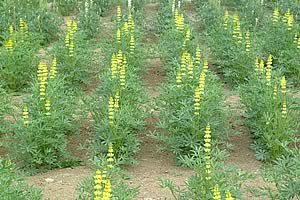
[224,90,269,199]
[28,166,92,200]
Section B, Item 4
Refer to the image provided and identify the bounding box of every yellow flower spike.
[37,62,48,101]
[111,53,118,79]
[204,123,212,181]
[237,31,243,44]
[273,8,279,25]
[117,5,122,25]
[5,38,13,51]
[120,56,127,89]
[266,54,272,84]
[273,84,278,100]
[245,31,251,52]
[178,14,184,32]
[102,168,107,183]
[287,13,294,31]
[23,105,29,127]
[298,37,300,49]
[102,179,112,200]
[128,12,134,31]
[195,46,201,68]
[180,52,187,77]
[107,143,114,169]
[188,59,194,79]
[50,57,57,79]
[24,22,29,36]
[203,59,209,74]
[72,21,78,32]
[213,184,221,200]
[122,21,129,35]
[175,8,179,29]
[9,25,14,37]
[185,28,191,42]
[224,8,229,30]
[176,68,182,88]
[114,90,120,109]
[282,100,287,118]
[45,98,51,116]
[281,76,287,94]
[225,191,234,200]
[20,18,24,42]
[94,170,102,200]
[259,59,264,74]
[130,34,135,55]
[194,86,201,116]
[65,32,70,47]
[117,50,123,67]
[255,57,259,72]
[108,97,115,125]
[116,28,121,43]
[293,33,298,44]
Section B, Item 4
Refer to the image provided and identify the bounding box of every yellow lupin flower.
[185,28,191,42]
[108,97,114,125]
[283,9,290,23]
[23,105,29,127]
[24,22,29,36]
[273,84,278,100]
[233,12,240,39]
[116,28,121,43]
[45,98,51,116]
[224,9,229,30]
[204,123,212,181]
[117,50,123,67]
[102,179,112,200]
[114,90,120,109]
[94,170,102,200]
[255,57,259,72]
[287,13,294,31]
[273,8,279,25]
[202,59,209,74]
[37,62,48,100]
[178,14,184,32]
[282,101,287,118]
[128,12,134,30]
[213,184,221,200]
[130,34,135,55]
[280,76,287,94]
[194,86,201,115]
[5,38,13,51]
[176,68,182,88]
[50,57,57,79]
[107,143,114,169]
[9,25,13,38]
[298,37,300,49]
[294,33,298,44]
[259,59,264,74]
[111,53,118,79]
[187,59,194,79]
[120,55,127,88]
[122,21,129,35]
[245,31,251,52]
[195,46,201,68]
[117,5,122,25]
[180,51,188,77]
[20,18,25,42]
[175,8,179,28]
[199,71,206,96]
[225,191,234,200]
[265,54,272,84]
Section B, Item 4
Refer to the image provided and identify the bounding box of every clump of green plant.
[157,12,226,159]
[0,0,62,45]
[0,86,11,134]
[76,144,139,199]
[0,22,40,92]
[0,159,42,199]
[210,9,256,86]
[160,124,251,199]
[56,0,78,16]
[6,60,80,169]
[52,21,93,89]
[240,55,299,161]
[88,7,146,164]
[251,149,300,199]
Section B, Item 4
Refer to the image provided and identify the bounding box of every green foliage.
[52,31,93,89]
[260,149,300,200]
[0,32,40,92]
[160,146,252,199]
[0,0,62,45]
[56,0,78,16]
[240,69,299,161]
[0,87,11,134]
[5,76,80,169]
[0,159,42,199]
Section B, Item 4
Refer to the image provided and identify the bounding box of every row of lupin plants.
[4,55,80,170]
[0,0,62,45]
[158,2,251,199]
[209,9,257,86]
[51,18,94,89]
[0,18,40,91]
[240,54,299,161]
[88,1,146,164]
[156,0,226,159]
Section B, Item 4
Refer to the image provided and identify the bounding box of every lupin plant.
[245,31,251,52]
[213,184,221,200]
[65,20,78,57]
[223,9,229,30]
[23,105,29,128]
